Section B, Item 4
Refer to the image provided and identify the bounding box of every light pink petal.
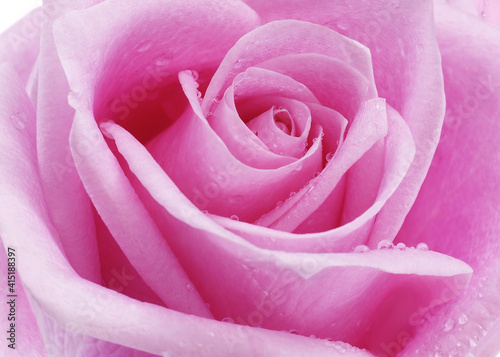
[254,98,388,232]
[69,106,212,317]
[0,8,40,86]
[233,66,321,104]
[397,3,500,356]
[447,0,500,26]
[94,211,166,307]
[243,100,310,158]
[207,85,300,169]
[0,63,370,357]
[256,53,373,120]
[202,19,376,115]
[147,71,323,222]
[241,0,446,246]
[36,0,103,283]
[105,118,471,355]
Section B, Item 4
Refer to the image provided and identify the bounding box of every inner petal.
[243,98,312,159]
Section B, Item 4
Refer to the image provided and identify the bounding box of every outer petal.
[105,119,472,355]
[240,0,446,247]
[36,0,102,283]
[0,63,371,357]
[0,8,41,85]
[397,3,500,356]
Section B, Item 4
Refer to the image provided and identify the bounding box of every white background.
[0,1,41,33]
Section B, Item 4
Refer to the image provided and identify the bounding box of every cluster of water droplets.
[352,241,429,253]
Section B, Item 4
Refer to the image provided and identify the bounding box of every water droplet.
[354,245,370,253]
[196,91,202,99]
[276,200,283,208]
[252,130,259,136]
[480,11,486,19]
[337,22,349,31]
[469,338,477,347]
[208,331,215,337]
[334,343,346,353]
[443,318,455,332]
[449,348,459,356]
[155,55,172,67]
[313,172,321,178]
[458,313,469,325]
[186,283,194,290]
[201,210,208,214]
[289,329,299,335]
[234,60,243,69]
[289,191,296,197]
[377,240,393,250]
[416,242,429,251]
[396,242,406,250]
[10,112,27,130]
[435,351,445,357]
[326,152,334,162]
[230,215,239,221]
[186,69,199,81]
[222,317,234,323]
[309,334,316,339]
[137,41,152,53]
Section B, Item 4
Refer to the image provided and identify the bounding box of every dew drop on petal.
[396,242,406,250]
[326,152,334,162]
[416,242,429,251]
[10,112,27,130]
[377,240,393,250]
[354,245,370,253]
[313,172,321,178]
[222,317,234,323]
[458,313,469,325]
[230,215,239,221]
[186,69,199,81]
[435,351,445,357]
[443,318,455,332]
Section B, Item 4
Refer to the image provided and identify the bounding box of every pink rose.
[0,1,498,356]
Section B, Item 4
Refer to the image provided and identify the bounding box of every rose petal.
[36,0,103,283]
[240,0,446,248]
[105,117,472,355]
[0,8,40,85]
[202,19,376,116]
[207,85,300,169]
[255,53,373,120]
[397,3,500,355]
